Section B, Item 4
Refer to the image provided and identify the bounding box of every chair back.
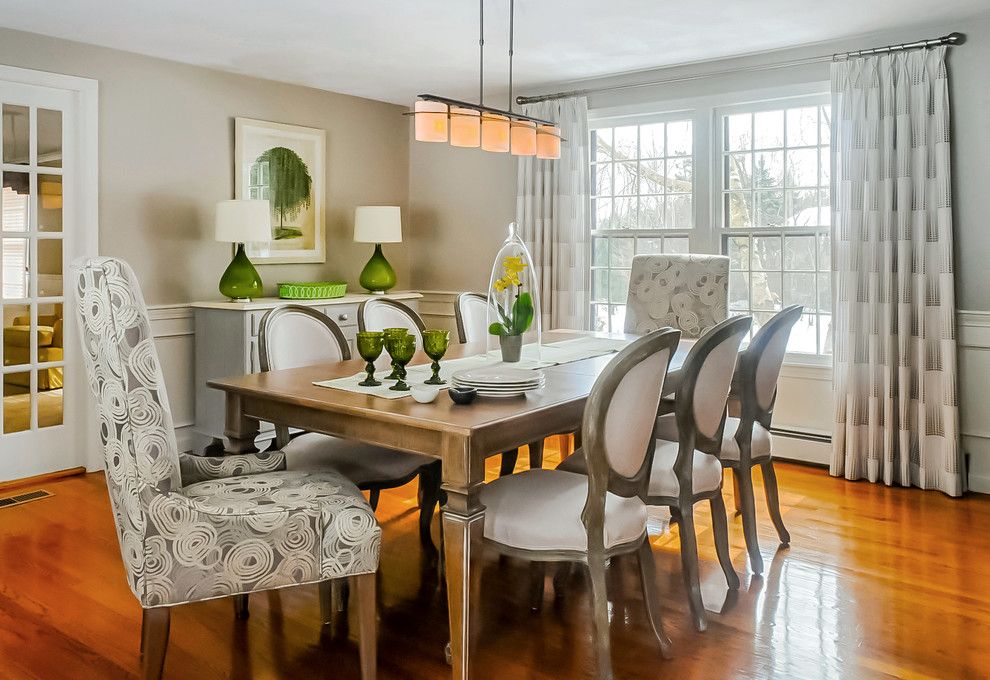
[738,305,803,427]
[454,292,493,344]
[358,298,426,348]
[580,328,681,541]
[673,314,751,461]
[625,254,728,338]
[259,305,351,371]
[72,257,180,598]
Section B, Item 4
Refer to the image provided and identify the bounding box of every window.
[590,118,694,332]
[718,102,831,355]
[587,90,832,358]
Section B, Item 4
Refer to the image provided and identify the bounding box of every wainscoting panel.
[958,310,990,493]
[148,304,209,454]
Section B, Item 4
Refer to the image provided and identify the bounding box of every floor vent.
[0,489,53,509]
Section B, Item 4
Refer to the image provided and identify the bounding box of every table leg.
[224,392,260,454]
[441,433,485,680]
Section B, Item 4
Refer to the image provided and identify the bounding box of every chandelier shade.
[510,119,537,156]
[536,124,562,160]
[450,107,481,147]
[414,100,449,142]
[481,113,510,153]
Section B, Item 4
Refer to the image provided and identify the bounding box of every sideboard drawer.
[322,303,359,327]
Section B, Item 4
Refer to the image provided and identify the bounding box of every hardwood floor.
[1,439,988,679]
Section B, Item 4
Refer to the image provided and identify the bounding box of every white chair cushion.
[721,417,772,460]
[283,433,434,486]
[648,439,723,497]
[480,469,647,552]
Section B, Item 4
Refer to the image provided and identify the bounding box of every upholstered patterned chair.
[72,257,380,680]
[625,254,729,338]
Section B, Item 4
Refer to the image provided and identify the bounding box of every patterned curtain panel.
[829,46,963,496]
[517,97,590,331]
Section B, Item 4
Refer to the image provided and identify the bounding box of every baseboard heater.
[771,426,831,444]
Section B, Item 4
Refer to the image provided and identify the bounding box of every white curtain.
[830,46,963,496]
[516,97,590,331]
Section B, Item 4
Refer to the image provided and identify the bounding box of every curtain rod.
[516,31,964,105]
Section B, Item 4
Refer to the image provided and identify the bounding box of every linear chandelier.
[411,0,561,159]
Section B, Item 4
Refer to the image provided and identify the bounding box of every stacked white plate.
[450,366,546,398]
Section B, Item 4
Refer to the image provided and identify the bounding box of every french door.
[0,75,94,482]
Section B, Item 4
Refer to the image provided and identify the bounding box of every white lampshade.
[354,206,402,244]
[215,199,271,243]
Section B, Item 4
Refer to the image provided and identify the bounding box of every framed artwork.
[234,117,326,263]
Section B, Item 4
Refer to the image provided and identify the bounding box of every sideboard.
[191,292,422,452]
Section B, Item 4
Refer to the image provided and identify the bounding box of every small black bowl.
[448,387,478,405]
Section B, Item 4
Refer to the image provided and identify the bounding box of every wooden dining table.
[208,329,695,679]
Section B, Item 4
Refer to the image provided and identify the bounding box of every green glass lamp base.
[219,243,264,301]
[359,243,397,294]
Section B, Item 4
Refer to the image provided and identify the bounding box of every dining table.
[208,329,697,679]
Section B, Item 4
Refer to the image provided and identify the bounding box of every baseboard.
[968,472,990,495]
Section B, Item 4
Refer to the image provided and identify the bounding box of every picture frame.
[234,117,326,264]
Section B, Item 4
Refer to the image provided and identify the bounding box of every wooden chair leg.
[709,493,740,590]
[760,461,791,546]
[528,439,545,470]
[499,448,519,477]
[736,464,764,575]
[368,489,380,511]
[587,556,614,679]
[418,463,442,550]
[731,468,742,514]
[675,504,707,632]
[529,562,546,610]
[636,539,673,659]
[352,572,377,680]
[233,594,249,620]
[141,607,170,680]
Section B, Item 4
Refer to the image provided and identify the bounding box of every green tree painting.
[254,146,312,240]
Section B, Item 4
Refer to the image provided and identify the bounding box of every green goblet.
[356,331,385,387]
[382,327,409,380]
[423,329,450,385]
[386,334,417,392]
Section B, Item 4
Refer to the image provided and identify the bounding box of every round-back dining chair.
[454,292,492,344]
[259,304,442,549]
[480,327,682,677]
[723,304,804,575]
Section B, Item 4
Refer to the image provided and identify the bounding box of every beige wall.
[407,139,516,293]
[0,27,410,305]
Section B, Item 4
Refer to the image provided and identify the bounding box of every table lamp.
[215,199,271,301]
[354,206,402,294]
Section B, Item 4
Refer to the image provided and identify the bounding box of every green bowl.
[277,281,348,300]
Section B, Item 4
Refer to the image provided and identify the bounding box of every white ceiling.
[0,0,983,105]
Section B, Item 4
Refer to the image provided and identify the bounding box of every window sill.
[779,360,832,382]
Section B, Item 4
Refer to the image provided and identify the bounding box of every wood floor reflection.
[2,438,988,679]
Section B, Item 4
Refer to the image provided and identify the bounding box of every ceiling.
[0,0,983,105]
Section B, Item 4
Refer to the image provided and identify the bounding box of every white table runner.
[313,336,631,400]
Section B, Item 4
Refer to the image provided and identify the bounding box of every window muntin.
[718,102,831,356]
[590,118,694,333]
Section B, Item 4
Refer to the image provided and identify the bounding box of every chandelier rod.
[478,0,484,106]
[508,0,514,113]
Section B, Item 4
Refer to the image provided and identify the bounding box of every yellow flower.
[507,273,521,287]
[503,256,527,276]
[493,278,508,292]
